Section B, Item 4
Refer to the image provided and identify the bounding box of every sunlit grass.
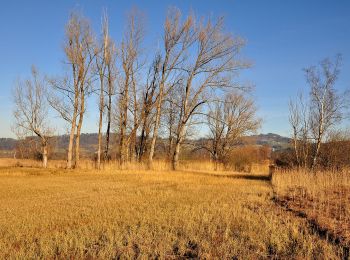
[272,168,350,249]
[0,165,343,258]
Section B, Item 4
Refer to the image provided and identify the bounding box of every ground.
[0,166,344,259]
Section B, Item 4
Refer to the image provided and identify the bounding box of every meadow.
[0,159,347,259]
[272,169,350,256]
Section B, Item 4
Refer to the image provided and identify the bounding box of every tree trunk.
[148,94,162,169]
[148,54,169,169]
[168,135,173,161]
[75,92,85,169]
[104,88,112,160]
[138,123,147,162]
[75,124,82,169]
[67,110,77,169]
[213,152,218,171]
[312,137,322,169]
[292,127,300,167]
[120,78,129,166]
[312,116,324,169]
[97,76,104,170]
[42,141,48,168]
[172,124,186,170]
[172,139,181,171]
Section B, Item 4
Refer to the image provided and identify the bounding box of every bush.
[224,145,270,172]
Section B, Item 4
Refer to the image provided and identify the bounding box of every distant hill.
[0,138,17,158]
[0,133,291,157]
[0,138,17,150]
[247,133,291,150]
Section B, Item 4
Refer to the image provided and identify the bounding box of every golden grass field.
[0,159,347,259]
[272,169,350,254]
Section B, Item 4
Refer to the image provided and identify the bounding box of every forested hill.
[245,133,291,150]
[0,133,291,152]
[0,138,17,150]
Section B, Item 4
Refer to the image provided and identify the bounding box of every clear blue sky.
[0,0,349,138]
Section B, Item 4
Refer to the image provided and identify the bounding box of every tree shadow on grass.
[182,170,271,181]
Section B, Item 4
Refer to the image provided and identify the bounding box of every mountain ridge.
[0,133,291,151]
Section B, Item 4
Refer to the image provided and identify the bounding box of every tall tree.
[203,92,260,170]
[306,55,344,168]
[13,66,52,168]
[104,35,116,161]
[148,8,195,168]
[118,9,144,166]
[95,12,110,169]
[49,12,95,169]
[137,54,161,161]
[289,55,346,169]
[289,92,311,168]
[171,17,248,170]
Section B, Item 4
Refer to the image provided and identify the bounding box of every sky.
[0,0,349,138]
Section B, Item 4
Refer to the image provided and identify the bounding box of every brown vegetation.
[272,169,350,255]
[0,162,344,259]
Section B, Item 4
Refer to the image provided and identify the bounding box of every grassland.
[0,161,346,259]
[272,169,350,255]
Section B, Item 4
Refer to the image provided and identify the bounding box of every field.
[272,169,350,255]
[0,160,347,259]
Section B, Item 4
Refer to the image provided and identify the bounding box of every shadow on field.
[184,170,271,181]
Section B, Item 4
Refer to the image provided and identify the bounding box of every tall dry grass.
[0,158,269,175]
[272,168,350,248]
[0,165,344,258]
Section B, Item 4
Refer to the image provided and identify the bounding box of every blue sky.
[0,0,349,138]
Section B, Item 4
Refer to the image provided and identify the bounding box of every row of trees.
[288,55,349,169]
[13,8,260,170]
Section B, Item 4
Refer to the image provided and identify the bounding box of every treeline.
[11,133,271,172]
[12,7,261,170]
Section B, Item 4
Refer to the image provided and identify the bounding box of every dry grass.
[272,169,350,250]
[1,158,270,175]
[0,162,344,259]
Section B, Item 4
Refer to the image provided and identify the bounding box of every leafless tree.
[95,12,111,169]
[103,34,117,161]
[13,66,53,168]
[171,16,248,170]
[203,92,260,170]
[289,55,346,169]
[49,12,95,169]
[117,9,144,166]
[289,98,301,166]
[306,55,344,168]
[289,92,311,168]
[136,54,161,161]
[163,86,181,160]
[148,8,195,168]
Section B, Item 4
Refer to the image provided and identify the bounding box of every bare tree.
[164,86,181,160]
[203,92,260,170]
[104,45,117,161]
[136,54,161,161]
[289,92,311,168]
[117,9,144,166]
[306,55,344,168]
[171,16,248,170]
[49,12,95,169]
[289,98,300,166]
[289,55,346,169]
[148,8,195,168]
[95,12,110,169]
[13,66,53,168]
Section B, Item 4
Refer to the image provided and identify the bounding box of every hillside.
[0,133,291,159]
[246,133,291,151]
